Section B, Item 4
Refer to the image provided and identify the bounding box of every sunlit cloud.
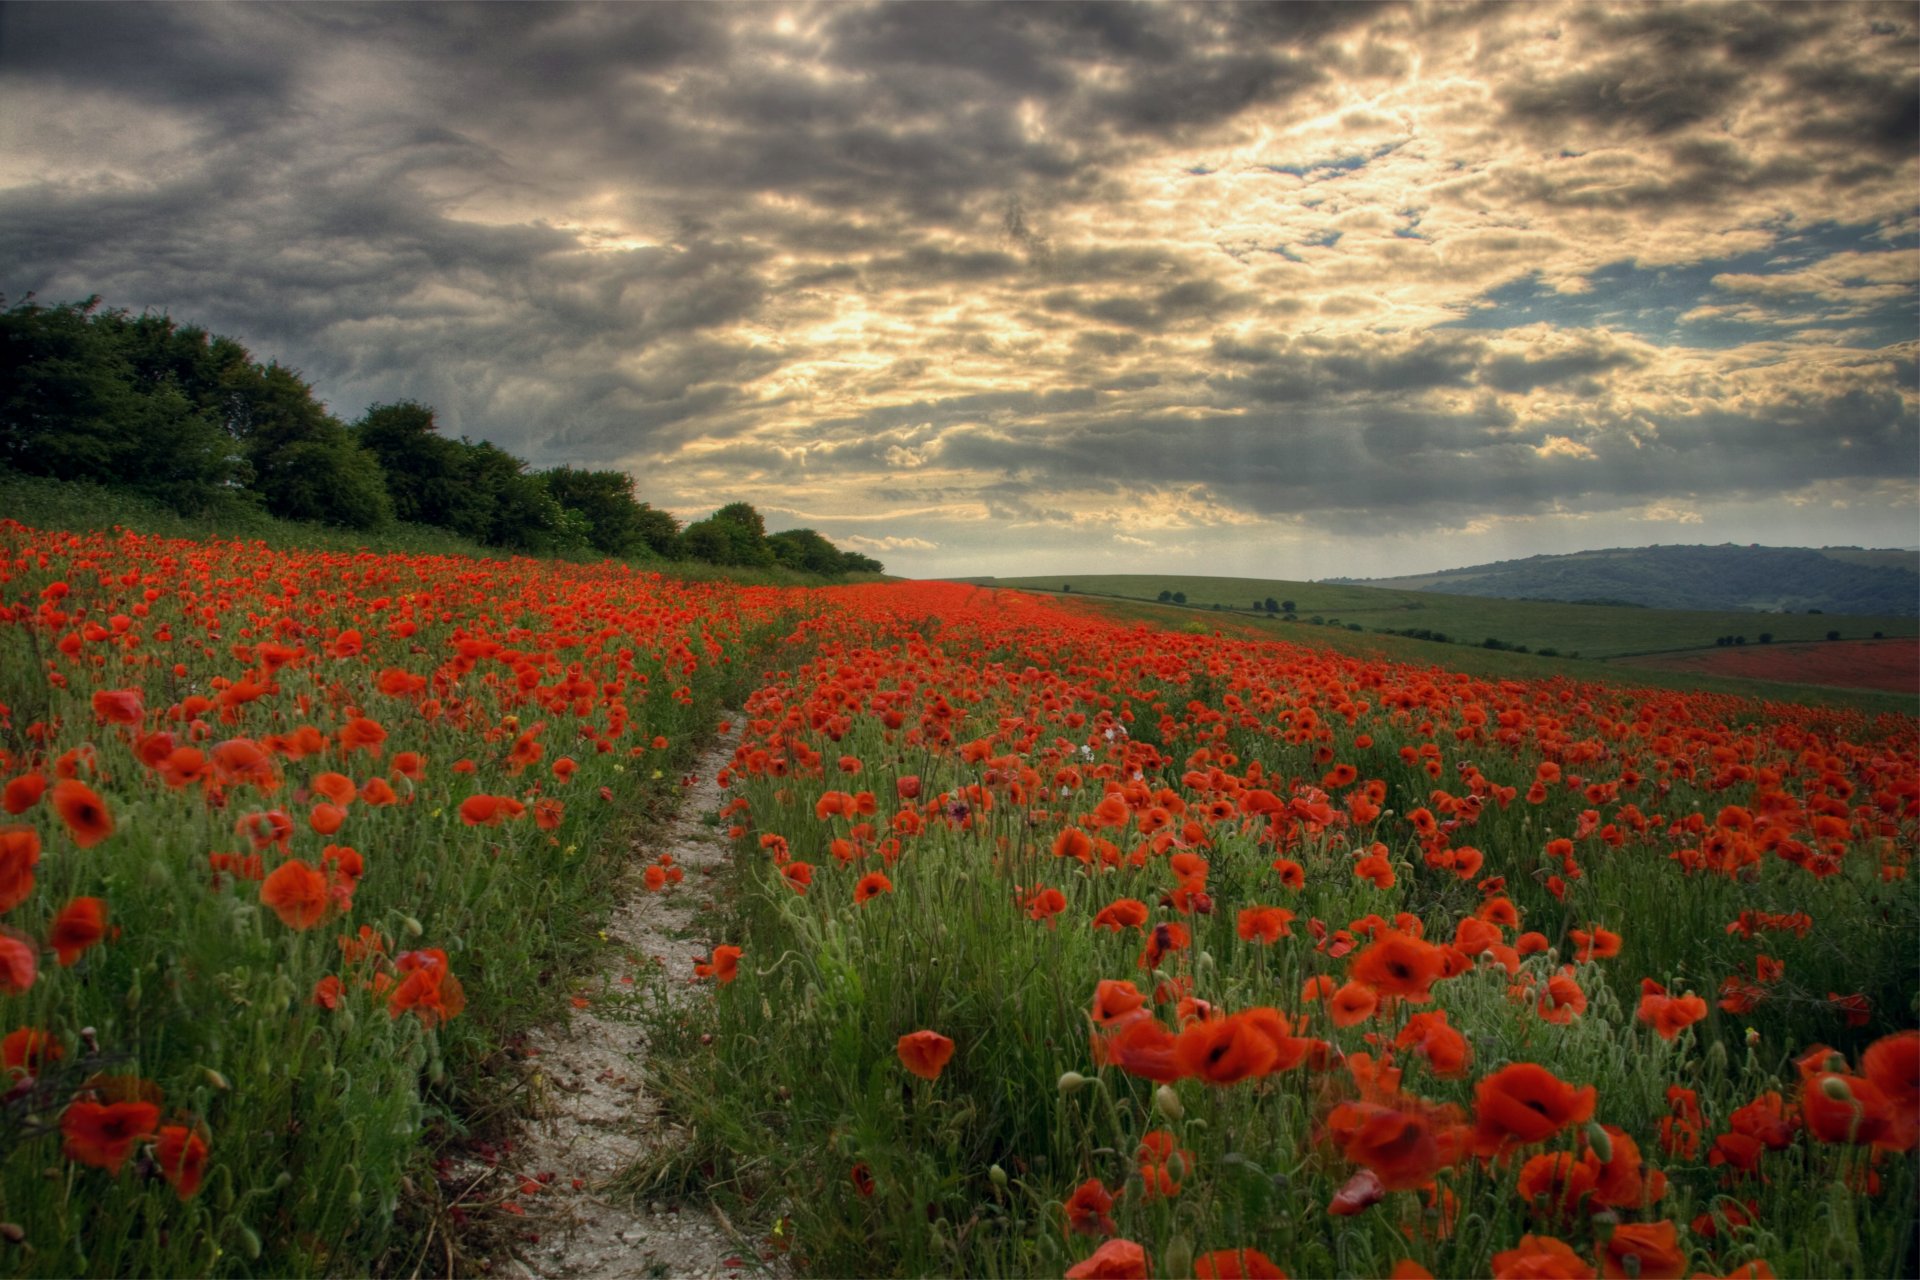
[2,0,1913,578]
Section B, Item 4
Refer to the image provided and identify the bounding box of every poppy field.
[646,583,1918,1279]
[0,525,1915,1279]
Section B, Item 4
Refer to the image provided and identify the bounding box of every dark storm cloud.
[1,0,1913,569]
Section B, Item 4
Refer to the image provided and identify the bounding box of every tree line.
[0,295,882,574]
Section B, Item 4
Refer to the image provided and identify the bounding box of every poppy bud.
[1155,1084,1185,1121]
[1745,1026,1761,1047]
[202,1067,230,1091]
[988,1164,1008,1189]
[401,915,423,937]
[1162,1235,1192,1280]
[1821,1076,1854,1103]
[1057,1071,1089,1094]
[1586,1122,1613,1164]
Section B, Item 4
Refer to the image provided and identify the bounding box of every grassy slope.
[969,572,1918,660]
[981,584,1917,718]
[0,472,886,589]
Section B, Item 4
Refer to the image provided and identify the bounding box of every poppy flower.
[1394,1010,1472,1078]
[2,1026,61,1074]
[154,1124,210,1199]
[1636,984,1708,1040]
[3,773,47,815]
[1236,905,1294,943]
[1569,924,1622,963]
[1054,828,1095,863]
[1065,1238,1149,1280]
[1063,1176,1117,1236]
[1023,885,1064,921]
[51,779,114,848]
[260,860,330,929]
[1490,1233,1594,1279]
[1090,979,1147,1027]
[1328,1165,1387,1216]
[855,872,894,904]
[1801,1072,1900,1147]
[781,861,814,893]
[1175,1011,1279,1084]
[459,794,525,826]
[1138,920,1190,970]
[91,688,144,726]
[61,1099,160,1175]
[897,1029,956,1081]
[1092,899,1150,933]
[0,930,36,994]
[1329,981,1379,1028]
[1349,930,1445,1002]
[1474,1063,1598,1157]
[1327,1099,1468,1190]
[694,944,742,983]
[1599,1221,1685,1279]
[1195,1248,1288,1279]
[49,897,106,966]
[0,827,40,913]
[1093,1015,1185,1083]
[1863,1030,1919,1109]
[388,948,466,1027]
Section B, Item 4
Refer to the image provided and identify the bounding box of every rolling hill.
[1323,544,1918,615]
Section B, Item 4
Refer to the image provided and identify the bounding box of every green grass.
[969,573,1916,661]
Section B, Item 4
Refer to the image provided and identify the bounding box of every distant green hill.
[963,572,1918,662]
[1324,544,1918,616]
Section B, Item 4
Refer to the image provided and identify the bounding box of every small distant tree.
[1157,590,1172,602]
[1264,597,1279,613]
[1172,591,1187,605]
[1062,584,1071,592]
[1280,599,1296,613]
[1827,630,1841,641]
[1757,633,1772,644]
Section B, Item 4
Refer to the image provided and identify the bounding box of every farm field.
[1616,640,1920,697]
[2,526,1916,1278]
[964,574,1919,664]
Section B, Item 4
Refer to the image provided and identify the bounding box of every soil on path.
[449,717,754,1280]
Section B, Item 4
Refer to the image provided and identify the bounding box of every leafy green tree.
[355,401,471,529]
[542,465,654,557]
[0,296,239,513]
[225,361,391,528]
[768,527,847,575]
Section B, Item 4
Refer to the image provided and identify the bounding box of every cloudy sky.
[4,2,1915,579]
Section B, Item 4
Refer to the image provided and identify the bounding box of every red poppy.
[0,929,37,994]
[1327,1099,1468,1190]
[1195,1248,1288,1279]
[61,1099,160,1174]
[458,794,525,826]
[1474,1063,1598,1157]
[51,779,114,848]
[1329,981,1379,1028]
[0,827,40,913]
[49,897,106,966]
[1598,1221,1685,1279]
[1065,1238,1148,1280]
[1091,898,1149,933]
[2,1026,61,1074]
[388,948,466,1027]
[694,944,742,983]
[91,688,144,725]
[1236,905,1294,943]
[897,1029,956,1081]
[1091,979,1147,1026]
[1092,1015,1185,1083]
[154,1124,210,1199]
[1063,1177,1117,1236]
[1349,930,1445,1002]
[855,872,893,903]
[260,860,330,929]
[1,773,45,815]
[1569,924,1622,963]
[1175,1011,1279,1084]
[1490,1233,1594,1279]
[1394,1010,1471,1078]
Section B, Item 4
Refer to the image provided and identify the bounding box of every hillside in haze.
[1325,544,1919,616]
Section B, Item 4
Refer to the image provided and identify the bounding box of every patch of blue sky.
[1260,141,1402,181]
[1443,221,1918,349]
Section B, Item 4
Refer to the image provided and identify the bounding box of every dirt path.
[455,716,753,1280]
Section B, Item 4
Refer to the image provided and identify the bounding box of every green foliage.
[6,295,885,576]
[0,296,241,515]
